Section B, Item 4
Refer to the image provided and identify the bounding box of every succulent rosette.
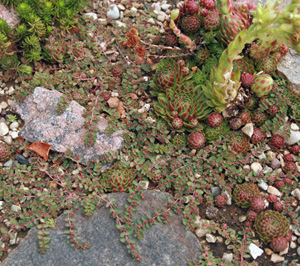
[233,183,260,208]
[102,165,136,192]
[154,81,212,132]
[216,0,251,44]
[254,210,290,243]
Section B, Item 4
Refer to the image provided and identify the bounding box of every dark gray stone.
[15,154,30,166]
[1,191,202,266]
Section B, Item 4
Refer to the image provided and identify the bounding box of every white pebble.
[84,12,97,20]
[115,21,126,28]
[111,92,119,97]
[262,166,273,174]
[222,253,233,263]
[7,86,15,95]
[9,122,19,130]
[0,122,9,136]
[291,123,299,131]
[258,180,268,191]
[3,135,12,144]
[249,243,264,259]
[267,186,282,197]
[291,188,300,201]
[130,7,137,12]
[10,131,19,139]
[242,123,254,138]
[11,204,21,212]
[7,99,14,106]
[206,233,216,243]
[0,101,8,109]
[117,4,125,11]
[98,18,108,25]
[107,4,120,20]
[147,18,156,24]
[161,3,171,10]
[251,162,263,174]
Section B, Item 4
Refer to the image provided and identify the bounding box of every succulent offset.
[229,133,250,153]
[233,183,260,208]
[102,165,136,192]
[0,142,11,162]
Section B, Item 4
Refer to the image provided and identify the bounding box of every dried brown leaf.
[26,141,52,161]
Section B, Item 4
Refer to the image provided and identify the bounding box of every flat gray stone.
[13,87,123,165]
[1,191,202,266]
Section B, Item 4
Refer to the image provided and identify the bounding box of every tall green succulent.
[202,0,300,113]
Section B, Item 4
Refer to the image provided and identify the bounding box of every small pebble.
[210,187,221,197]
[11,204,21,212]
[292,188,300,201]
[222,253,233,263]
[265,248,273,256]
[84,12,97,20]
[270,254,285,263]
[291,123,300,131]
[297,246,300,256]
[290,242,297,249]
[15,154,30,166]
[270,158,281,169]
[266,151,276,159]
[262,166,272,174]
[205,206,218,219]
[0,122,9,136]
[9,122,19,130]
[216,236,223,243]
[10,131,18,139]
[239,215,247,223]
[267,186,282,197]
[251,162,263,174]
[258,180,268,191]
[3,160,13,167]
[206,233,216,243]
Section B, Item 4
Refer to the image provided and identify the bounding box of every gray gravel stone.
[1,191,202,266]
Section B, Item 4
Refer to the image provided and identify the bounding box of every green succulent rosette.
[154,81,212,132]
[150,58,193,96]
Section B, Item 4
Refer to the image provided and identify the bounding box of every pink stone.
[0,3,20,28]
[13,87,124,165]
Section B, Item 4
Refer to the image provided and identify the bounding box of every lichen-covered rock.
[13,87,123,165]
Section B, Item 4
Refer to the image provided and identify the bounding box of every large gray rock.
[1,191,202,266]
[277,48,300,93]
[13,87,123,165]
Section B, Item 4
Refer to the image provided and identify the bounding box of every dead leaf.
[117,101,126,118]
[107,97,120,108]
[127,93,138,100]
[147,57,153,65]
[49,182,58,189]
[26,141,52,161]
